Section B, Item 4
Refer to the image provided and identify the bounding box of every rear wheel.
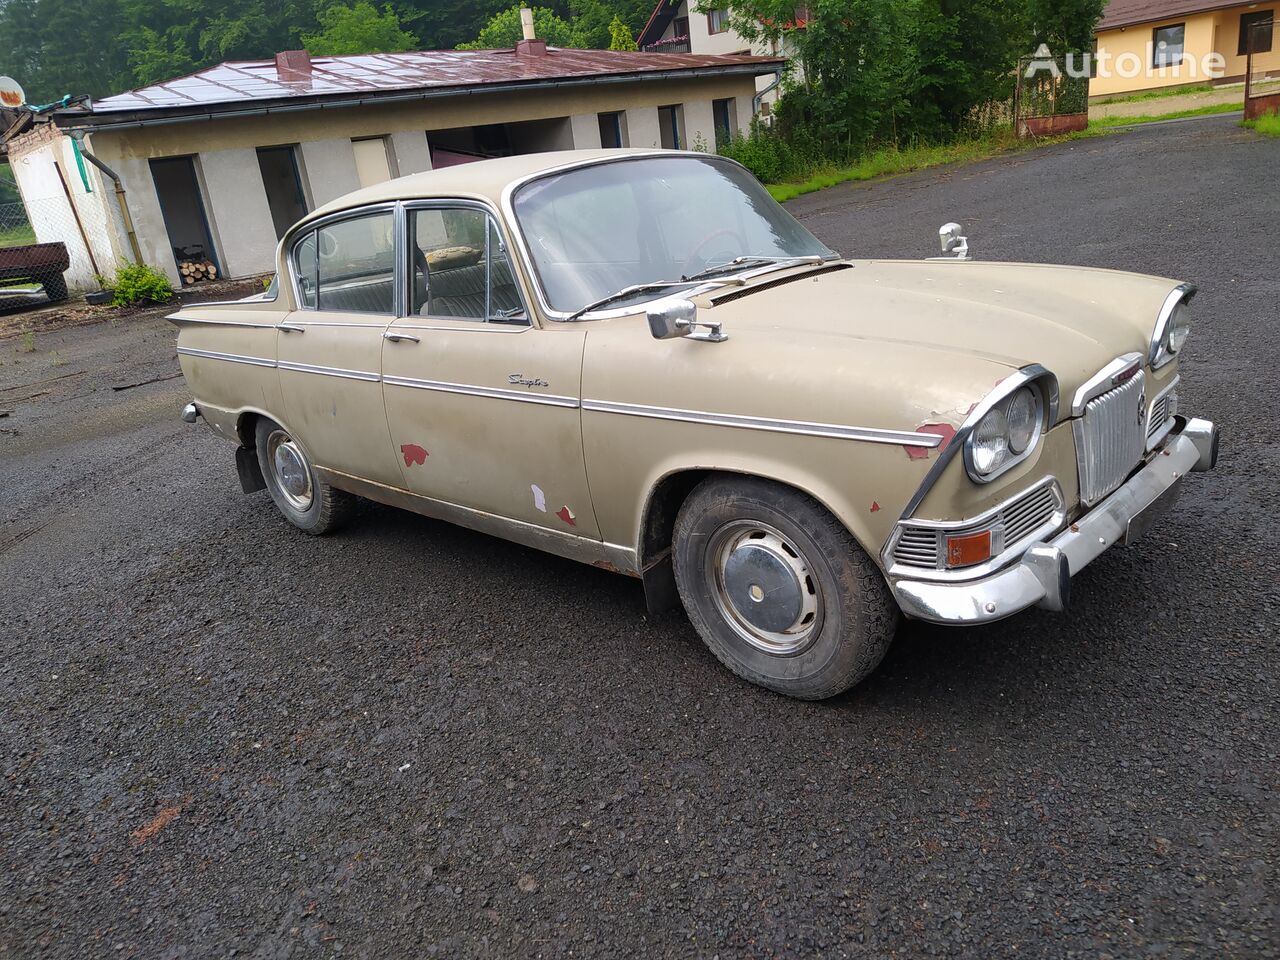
[255,418,354,535]
[41,272,68,303]
[672,476,897,700]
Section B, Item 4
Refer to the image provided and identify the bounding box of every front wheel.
[255,418,354,535]
[672,476,898,700]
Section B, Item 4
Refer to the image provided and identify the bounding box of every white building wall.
[625,106,663,148]
[199,148,279,279]
[9,132,124,290]
[298,138,361,206]
[389,130,433,176]
[682,99,717,151]
[569,113,603,149]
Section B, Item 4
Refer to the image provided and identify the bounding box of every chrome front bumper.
[892,417,1218,625]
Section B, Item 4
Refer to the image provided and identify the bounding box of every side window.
[315,211,396,314]
[294,231,317,308]
[410,207,525,323]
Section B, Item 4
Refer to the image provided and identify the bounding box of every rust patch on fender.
[905,422,958,461]
[401,444,429,467]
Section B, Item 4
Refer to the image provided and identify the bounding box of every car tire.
[41,272,68,303]
[672,475,898,700]
[255,417,354,535]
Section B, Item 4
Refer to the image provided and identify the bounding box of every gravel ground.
[1,116,1276,959]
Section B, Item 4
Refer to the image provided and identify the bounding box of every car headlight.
[1151,284,1195,369]
[964,384,1045,483]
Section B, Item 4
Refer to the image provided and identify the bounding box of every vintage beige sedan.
[173,149,1218,699]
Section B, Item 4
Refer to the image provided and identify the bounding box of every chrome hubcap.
[267,430,313,511]
[708,521,821,656]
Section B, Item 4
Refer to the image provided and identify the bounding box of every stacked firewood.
[179,259,218,284]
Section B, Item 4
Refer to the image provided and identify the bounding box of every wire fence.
[1,191,125,293]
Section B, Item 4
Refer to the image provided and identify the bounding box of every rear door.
[279,205,402,486]
[380,202,598,538]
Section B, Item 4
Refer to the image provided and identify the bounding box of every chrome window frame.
[882,476,1067,582]
[498,151,839,322]
[285,201,401,317]
[1150,282,1195,370]
[400,198,531,327]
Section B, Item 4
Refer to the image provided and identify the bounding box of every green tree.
[1026,0,1105,51]
[608,15,639,50]
[568,0,614,47]
[302,1,417,54]
[456,5,578,49]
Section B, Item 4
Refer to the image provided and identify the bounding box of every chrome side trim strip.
[278,359,381,383]
[581,398,942,446]
[176,345,277,368]
[383,374,580,408]
[168,316,279,329]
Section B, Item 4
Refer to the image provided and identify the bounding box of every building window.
[1239,10,1274,55]
[1152,23,1185,68]
[707,8,730,34]
[712,98,736,148]
[352,136,394,188]
[674,16,689,37]
[658,105,684,150]
[257,145,308,240]
[597,112,627,148]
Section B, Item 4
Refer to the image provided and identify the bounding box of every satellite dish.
[0,76,26,108]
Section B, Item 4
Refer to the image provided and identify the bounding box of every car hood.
[703,259,1182,406]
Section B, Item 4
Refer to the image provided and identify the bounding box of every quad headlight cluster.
[1150,285,1195,369]
[965,384,1045,482]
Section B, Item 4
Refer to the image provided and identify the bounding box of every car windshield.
[510,155,836,315]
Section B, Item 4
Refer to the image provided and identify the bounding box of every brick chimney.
[275,50,313,81]
[515,7,548,56]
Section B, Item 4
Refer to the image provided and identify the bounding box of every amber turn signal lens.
[945,530,992,568]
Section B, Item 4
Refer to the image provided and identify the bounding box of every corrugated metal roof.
[1097,0,1255,31]
[88,47,783,115]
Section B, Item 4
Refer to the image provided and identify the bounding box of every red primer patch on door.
[401,444,429,467]
[904,422,958,461]
[556,506,576,527]
[871,501,881,513]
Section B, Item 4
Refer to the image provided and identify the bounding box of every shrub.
[109,262,173,307]
[718,117,826,184]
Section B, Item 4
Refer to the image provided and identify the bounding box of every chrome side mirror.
[937,222,970,260]
[646,298,727,343]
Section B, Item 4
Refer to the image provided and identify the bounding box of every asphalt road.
[2,117,1276,958]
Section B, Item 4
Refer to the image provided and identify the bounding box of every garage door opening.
[149,156,221,277]
[257,145,309,239]
[428,117,574,167]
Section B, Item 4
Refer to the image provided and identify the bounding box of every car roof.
[306,147,680,221]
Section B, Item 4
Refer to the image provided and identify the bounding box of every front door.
[381,204,598,538]
[279,207,402,487]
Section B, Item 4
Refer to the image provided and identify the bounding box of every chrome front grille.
[890,480,1064,574]
[1075,369,1147,506]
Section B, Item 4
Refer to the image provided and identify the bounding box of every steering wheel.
[683,228,743,278]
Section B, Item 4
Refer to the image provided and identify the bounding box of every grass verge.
[1092,84,1217,106]
[1087,102,1243,129]
[1242,112,1280,137]
[0,222,37,247]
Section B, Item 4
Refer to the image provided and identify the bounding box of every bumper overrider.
[892,417,1219,625]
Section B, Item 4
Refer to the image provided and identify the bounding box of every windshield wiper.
[681,255,828,283]
[566,281,692,321]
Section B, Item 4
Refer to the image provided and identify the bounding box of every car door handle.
[277,323,305,333]
[383,332,420,344]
